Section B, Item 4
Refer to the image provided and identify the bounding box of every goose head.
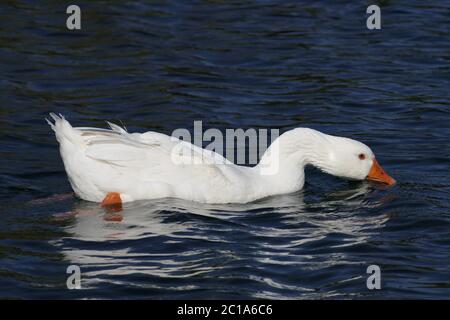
[269,128,396,186]
[321,135,396,185]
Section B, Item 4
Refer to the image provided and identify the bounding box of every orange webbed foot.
[101,192,122,212]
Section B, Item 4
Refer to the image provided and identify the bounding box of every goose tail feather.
[46,113,83,145]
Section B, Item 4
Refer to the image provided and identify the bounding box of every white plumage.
[47,113,394,204]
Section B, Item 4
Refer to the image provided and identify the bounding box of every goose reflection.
[51,182,395,295]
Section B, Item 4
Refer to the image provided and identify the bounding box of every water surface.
[0,0,449,299]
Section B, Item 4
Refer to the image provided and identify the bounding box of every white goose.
[47,113,395,206]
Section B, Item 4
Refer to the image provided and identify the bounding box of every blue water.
[0,0,449,299]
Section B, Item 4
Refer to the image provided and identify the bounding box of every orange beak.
[367,158,396,186]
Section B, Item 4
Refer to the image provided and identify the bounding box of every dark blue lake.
[0,1,449,299]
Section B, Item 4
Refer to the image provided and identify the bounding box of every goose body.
[47,114,395,204]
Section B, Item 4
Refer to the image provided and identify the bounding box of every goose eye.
[358,153,366,160]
